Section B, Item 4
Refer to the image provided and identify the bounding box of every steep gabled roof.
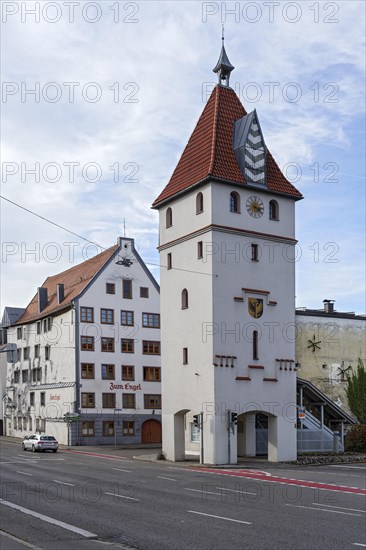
[15,245,119,325]
[153,85,302,207]
[1,307,25,328]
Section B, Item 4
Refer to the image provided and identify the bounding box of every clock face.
[246,196,264,218]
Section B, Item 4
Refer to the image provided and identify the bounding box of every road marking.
[53,480,75,486]
[168,467,188,471]
[0,499,97,538]
[0,529,42,550]
[112,468,132,473]
[1,459,64,464]
[329,465,366,469]
[352,544,366,547]
[312,503,366,513]
[158,476,177,481]
[104,492,139,501]
[16,471,33,477]
[187,510,252,525]
[197,468,366,495]
[63,450,131,461]
[217,487,257,496]
[285,504,362,517]
[185,488,224,496]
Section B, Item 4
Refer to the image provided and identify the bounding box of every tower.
[152,40,303,464]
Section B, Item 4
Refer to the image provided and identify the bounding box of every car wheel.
[32,445,36,452]
[22,443,26,451]
[52,449,58,453]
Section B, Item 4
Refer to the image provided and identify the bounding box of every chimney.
[323,299,335,314]
[38,287,48,313]
[57,283,64,304]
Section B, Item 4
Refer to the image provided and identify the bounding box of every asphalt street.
[0,439,365,550]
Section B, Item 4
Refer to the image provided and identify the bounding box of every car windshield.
[40,436,56,441]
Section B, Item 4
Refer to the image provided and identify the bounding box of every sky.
[1,0,365,315]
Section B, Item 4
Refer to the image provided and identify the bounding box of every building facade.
[5,238,162,445]
[153,43,303,463]
[295,300,366,417]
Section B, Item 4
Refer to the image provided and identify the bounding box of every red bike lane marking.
[62,449,130,461]
[195,468,366,495]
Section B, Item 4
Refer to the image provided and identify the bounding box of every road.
[0,439,365,550]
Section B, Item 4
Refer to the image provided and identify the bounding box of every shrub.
[345,424,366,452]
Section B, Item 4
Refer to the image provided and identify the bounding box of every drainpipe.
[299,386,304,430]
[73,301,80,446]
[320,404,324,428]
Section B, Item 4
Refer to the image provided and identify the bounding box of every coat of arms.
[248,298,263,318]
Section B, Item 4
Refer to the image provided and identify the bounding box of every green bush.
[345,424,366,452]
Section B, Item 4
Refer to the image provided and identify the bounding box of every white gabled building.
[5,237,162,445]
[152,42,303,463]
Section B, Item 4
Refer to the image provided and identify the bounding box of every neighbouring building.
[0,307,25,435]
[4,237,162,445]
[295,299,366,416]
[153,41,303,463]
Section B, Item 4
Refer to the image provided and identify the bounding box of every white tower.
[152,41,303,464]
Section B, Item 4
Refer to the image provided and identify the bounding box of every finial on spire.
[213,29,234,87]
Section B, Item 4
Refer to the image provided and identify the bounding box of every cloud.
[1,1,365,314]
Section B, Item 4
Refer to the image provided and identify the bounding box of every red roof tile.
[15,245,118,325]
[153,85,302,207]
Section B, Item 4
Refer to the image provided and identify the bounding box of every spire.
[212,26,235,87]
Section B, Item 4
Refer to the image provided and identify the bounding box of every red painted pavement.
[195,468,366,495]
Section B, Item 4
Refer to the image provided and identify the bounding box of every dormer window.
[230,192,240,213]
[269,200,279,221]
[233,110,266,186]
[196,192,204,214]
[166,207,173,228]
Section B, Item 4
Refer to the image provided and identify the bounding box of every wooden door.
[141,419,162,443]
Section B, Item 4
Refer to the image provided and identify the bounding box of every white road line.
[352,544,366,547]
[312,503,366,513]
[112,468,132,473]
[104,492,139,501]
[216,487,257,496]
[329,465,366,469]
[187,510,252,525]
[185,488,224,496]
[285,504,362,517]
[0,499,97,538]
[16,471,33,477]
[0,529,42,550]
[53,480,75,486]
[158,476,177,481]
[1,459,64,464]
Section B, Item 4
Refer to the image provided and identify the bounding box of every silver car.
[22,434,59,453]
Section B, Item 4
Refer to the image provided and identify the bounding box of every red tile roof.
[15,245,118,325]
[153,85,302,207]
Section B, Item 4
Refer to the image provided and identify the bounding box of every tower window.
[181,289,189,309]
[269,200,279,221]
[251,244,259,262]
[166,207,173,228]
[183,348,188,364]
[196,192,204,214]
[230,191,240,213]
[167,253,172,270]
[197,241,203,259]
[253,330,258,360]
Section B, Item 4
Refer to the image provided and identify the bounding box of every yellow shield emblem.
[248,298,263,319]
